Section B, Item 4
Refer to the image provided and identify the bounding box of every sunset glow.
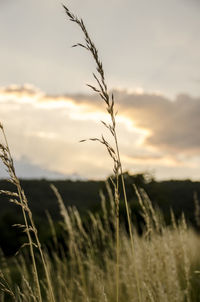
[1,0,200,180]
[0,84,200,180]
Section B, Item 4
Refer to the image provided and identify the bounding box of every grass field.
[0,4,200,302]
[1,185,200,301]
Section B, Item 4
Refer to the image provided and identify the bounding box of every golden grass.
[0,185,200,301]
[0,124,55,302]
[62,5,141,301]
[0,4,200,302]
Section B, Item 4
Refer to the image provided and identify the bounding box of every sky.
[0,0,200,180]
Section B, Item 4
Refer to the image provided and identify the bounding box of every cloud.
[58,88,200,157]
[0,85,116,179]
[114,90,200,156]
[1,84,200,179]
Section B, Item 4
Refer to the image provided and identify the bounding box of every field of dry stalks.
[0,4,200,302]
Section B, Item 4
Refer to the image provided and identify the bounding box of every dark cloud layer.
[61,89,200,156]
[112,91,200,155]
[3,85,200,156]
[2,85,200,156]
[1,85,200,179]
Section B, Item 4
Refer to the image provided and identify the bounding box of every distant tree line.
[0,173,200,256]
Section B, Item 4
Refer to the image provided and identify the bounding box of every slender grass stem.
[1,127,43,302]
[1,125,56,302]
[113,131,142,302]
[63,4,142,302]
[116,193,119,302]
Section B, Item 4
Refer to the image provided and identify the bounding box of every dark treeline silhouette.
[0,173,200,255]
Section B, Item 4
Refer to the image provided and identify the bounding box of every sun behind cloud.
[1,84,200,180]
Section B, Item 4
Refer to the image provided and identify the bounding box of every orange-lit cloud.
[0,85,200,180]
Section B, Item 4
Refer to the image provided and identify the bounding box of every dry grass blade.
[63,4,142,302]
[0,124,43,302]
[0,271,16,300]
[0,123,56,302]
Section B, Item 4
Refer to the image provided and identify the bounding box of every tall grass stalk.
[63,5,142,301]
[1,182,196,301]
[0,123,56,302]
[50,184,88,296]
[0,123,42,302]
